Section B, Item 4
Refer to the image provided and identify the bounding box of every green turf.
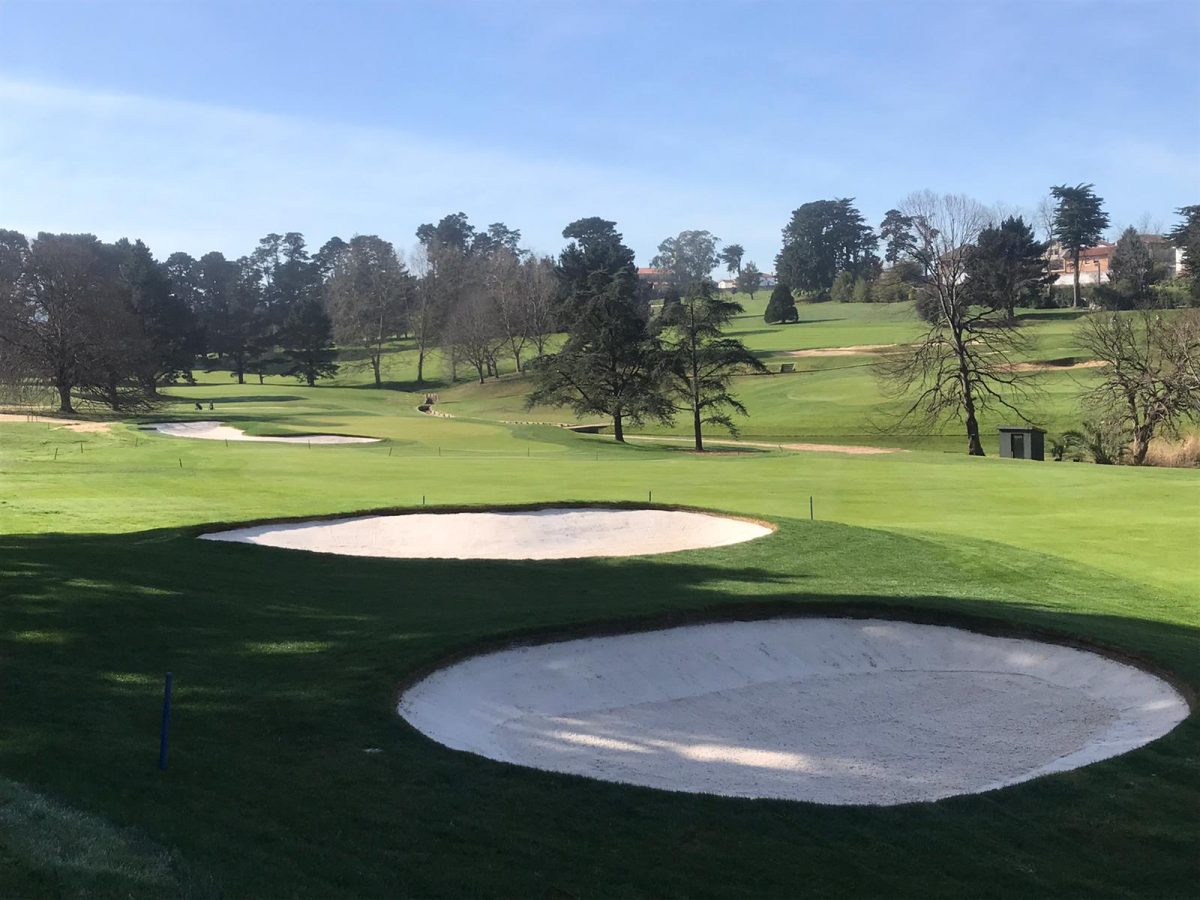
[1,303,1197,897]
[402,300,1126,449]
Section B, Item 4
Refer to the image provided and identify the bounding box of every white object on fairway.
[145,421,377,444]
[398,618,1189,806]
[201,508,773,560]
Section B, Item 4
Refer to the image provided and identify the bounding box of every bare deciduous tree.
[877,191,1035,455]
[488,248,529,372]
[1077,309,1200,465]
[520,255,557,359]
[408,243,455,387]
[443,283,503,384]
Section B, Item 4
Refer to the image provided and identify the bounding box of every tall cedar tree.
[879,209,916,265]
[280,296,339,386]
[776,199,878,295]
[1167,205,1200,299]
[658,281,768,450]
[877,192,1035,456]
[964,216,1051,320]
[736,261,763,300]
[1050,183,1110,308]
[763,282,798,324]
[527,218,672,442]
[116,238,197,392]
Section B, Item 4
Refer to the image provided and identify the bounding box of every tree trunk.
[416,347,425,386]
[613,410,624,443]
[1131,424,1153,465]
[56,381,73,413]
[372,354,382,387]
[965,405,984,455]
[257,373,265,385]
[693,404,704,452]
[476,364,485,385]
[1071,251,1081,308]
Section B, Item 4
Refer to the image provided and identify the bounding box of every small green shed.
[998,426,1045,460]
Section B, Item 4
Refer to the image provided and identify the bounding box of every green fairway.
[1,310,1197,897]
[379,300,1123,450]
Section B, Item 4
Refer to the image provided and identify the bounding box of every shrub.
[830,271,856,303]
[1060,420,1128,464]
[1143,433,1200,468]
[763,284,798,324]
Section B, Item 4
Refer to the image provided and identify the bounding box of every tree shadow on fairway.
[0,524,1197,899]
[344,379,449,393]
[155,393,304,405]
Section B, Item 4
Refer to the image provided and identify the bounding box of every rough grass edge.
[0,777,215,899]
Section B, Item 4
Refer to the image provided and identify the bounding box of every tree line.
[0,218,559,411]
[868,190,1199,458]
[2,191,1196,459]
[766,187,1198,318]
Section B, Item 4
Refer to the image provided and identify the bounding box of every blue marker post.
[158,672,173,771]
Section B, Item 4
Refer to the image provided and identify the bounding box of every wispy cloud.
[0,77,763,261]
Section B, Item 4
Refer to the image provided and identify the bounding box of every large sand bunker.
[399,618,1188,805]
[201,508,773,560]
[145,421,377,444]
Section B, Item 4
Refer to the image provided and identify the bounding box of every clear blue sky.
[1,0,1197,272]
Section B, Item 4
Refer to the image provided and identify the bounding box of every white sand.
[786,344,897,357]
[144,421,378,444]
[201,508,773,560]
[0,413,111,433]
[398,618,1188,805]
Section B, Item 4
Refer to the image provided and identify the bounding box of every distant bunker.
[145,421,378,444]
[200,507,775,560]
[399,618,1189,806]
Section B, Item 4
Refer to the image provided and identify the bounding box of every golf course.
[1,297,1197,898]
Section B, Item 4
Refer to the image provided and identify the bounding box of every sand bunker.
[202,508,773,560]
[1003,359,1106,373]
[0,413,111,433]
[786,344,896,358]
[398,618,1188,805]
[145,421,378,444]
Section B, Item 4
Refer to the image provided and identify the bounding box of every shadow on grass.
[0,524,1197,899]
[344,379,450,393]
[1016,309,1089,322]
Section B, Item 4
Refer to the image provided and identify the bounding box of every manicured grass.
[413,300,1122,448]
[1,306,1197,896]
[2,383,1197,592]
[1,508,1197,897]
